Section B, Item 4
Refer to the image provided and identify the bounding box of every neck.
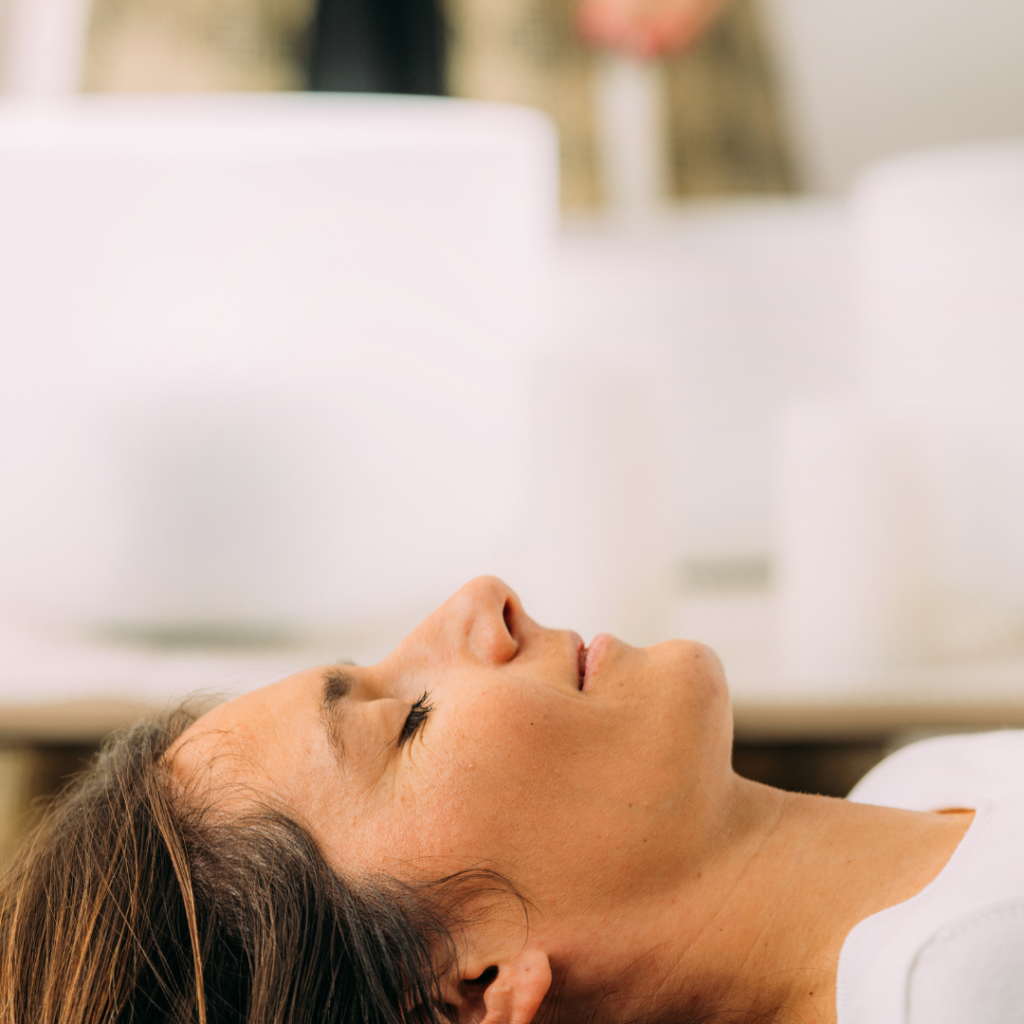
[569,777,973,1024]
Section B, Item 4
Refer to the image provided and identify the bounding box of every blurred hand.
[576,0,732,57]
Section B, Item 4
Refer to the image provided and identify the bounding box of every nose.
[446,576,522,665]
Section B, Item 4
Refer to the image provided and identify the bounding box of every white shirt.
[837,731,1024,1024]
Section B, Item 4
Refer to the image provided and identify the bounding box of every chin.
[661,638,731,712]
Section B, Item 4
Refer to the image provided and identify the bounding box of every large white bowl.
[0,95,557,641]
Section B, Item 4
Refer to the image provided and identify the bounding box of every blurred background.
[2,0,1024,857]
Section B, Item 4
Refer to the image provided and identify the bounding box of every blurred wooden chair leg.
[0,748,34,868]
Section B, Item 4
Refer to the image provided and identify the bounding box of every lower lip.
[582,633,614,692]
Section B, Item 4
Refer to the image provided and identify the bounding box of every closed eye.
[399,692,433,746]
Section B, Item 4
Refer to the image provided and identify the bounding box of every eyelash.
[399,692,433,745]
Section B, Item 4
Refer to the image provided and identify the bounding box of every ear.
[452,949,552,1024]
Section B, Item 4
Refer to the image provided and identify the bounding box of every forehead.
[167,667,336,810]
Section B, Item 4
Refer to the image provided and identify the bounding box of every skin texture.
[576,0,734,57]
[172,577,974,1024]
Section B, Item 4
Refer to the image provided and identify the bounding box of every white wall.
[761,0,1024,193]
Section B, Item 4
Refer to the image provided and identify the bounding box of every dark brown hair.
[0,706,511,1024]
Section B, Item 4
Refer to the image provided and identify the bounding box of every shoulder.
[849,730,1024,811]
[838,732,1024,1024]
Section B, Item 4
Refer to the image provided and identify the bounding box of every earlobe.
[454,950,552,1024]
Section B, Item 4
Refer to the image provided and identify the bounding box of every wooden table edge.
[4,697,1024,745]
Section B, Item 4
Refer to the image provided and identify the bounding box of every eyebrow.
[320,665,356,762]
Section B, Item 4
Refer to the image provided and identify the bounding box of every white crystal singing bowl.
[0,95,558,640]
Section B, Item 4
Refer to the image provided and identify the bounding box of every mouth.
[567,631,587,691]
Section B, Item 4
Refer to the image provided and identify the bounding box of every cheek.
[412,693,670,869]
[345,659,732,883]
[358,689,587,872]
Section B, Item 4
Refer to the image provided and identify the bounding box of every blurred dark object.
[307,0,447,94]
[23,745,100,803]
[734,742,887,798]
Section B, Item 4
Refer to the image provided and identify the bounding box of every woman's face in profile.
[173,577,736,917]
